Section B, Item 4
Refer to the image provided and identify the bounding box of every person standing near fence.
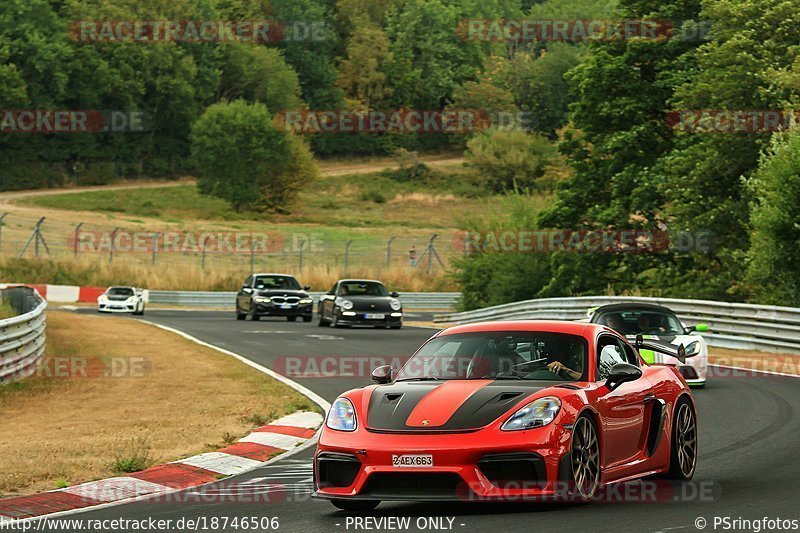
[409,245,417,267]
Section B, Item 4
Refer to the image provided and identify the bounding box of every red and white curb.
[0,411,322,521]
[0,284,110,304]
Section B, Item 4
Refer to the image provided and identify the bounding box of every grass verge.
[0,257,458,292]
[0,311,314,496]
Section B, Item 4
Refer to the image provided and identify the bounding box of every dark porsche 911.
[236,273,313,322]
[317,279,403,329]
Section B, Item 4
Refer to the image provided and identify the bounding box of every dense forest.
[2,0,799,306]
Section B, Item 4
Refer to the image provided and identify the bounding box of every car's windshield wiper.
[493,375,522,380]
[395,377,444,382]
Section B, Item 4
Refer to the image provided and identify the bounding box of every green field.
[19,171,551,232]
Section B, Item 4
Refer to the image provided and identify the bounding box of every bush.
[465,129,556,192]
[190,100,317,212]
[745,130,800,305]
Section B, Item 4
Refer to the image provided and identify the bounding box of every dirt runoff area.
[0,311,315,496]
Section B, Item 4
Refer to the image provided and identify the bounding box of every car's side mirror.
[241,285,251,293]
[390,292,399,298]
[371,365,393,385]
[605,363,643,391]
[327,290,335,295]
[686,323,709,333]
[303,285,311,291]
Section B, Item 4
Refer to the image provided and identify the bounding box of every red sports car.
[313,321,697,511]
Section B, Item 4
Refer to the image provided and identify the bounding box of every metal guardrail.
[0,287,47,384]
[434,296,800,354]
[147,291,461,311]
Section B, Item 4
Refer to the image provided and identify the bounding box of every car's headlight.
[254,296,271,303]
[390,299,402,311]
[98,295,107,303]
[326,398,357,431]
[299,298,313,304]
[501,397,561,431]
[685,341,701,357]
[335,298,353,310]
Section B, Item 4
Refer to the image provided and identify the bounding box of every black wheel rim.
[675,403,697,478]
[571,417,600,498]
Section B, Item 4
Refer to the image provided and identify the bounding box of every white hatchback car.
[97,286,145,315]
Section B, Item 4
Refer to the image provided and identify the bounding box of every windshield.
[597,310,684,336]
[254,275,301,290]
[338,281,389,297]
[395,332,588,382]
[107,288,134,297]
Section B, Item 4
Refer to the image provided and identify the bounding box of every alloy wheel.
[571,417,600,499]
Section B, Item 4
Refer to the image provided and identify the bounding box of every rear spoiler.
[634,334,686,364]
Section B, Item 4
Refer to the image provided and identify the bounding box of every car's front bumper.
[313,424,571,502]
[98,303,137,313]
[335,310,403,326]
[254,303,312,317]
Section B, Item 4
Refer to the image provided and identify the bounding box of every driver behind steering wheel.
[546,342,584,380]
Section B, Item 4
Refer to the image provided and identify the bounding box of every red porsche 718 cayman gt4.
[313,321,697,511]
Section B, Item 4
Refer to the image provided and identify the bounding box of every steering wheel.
[511,357,548,371]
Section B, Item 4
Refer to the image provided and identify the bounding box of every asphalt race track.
[45,310,800,533]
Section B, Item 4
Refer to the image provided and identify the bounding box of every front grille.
[360,473,464,498]
[271,296,300,305]
[478,453,546,489]
[316,453,361,488]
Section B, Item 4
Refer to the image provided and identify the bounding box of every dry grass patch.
[0,311,314,496]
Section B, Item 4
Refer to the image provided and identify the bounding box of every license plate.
[392,454,433,468]
[280,304,293,309]
[365,313,385,320]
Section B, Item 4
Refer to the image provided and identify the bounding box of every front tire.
[570,415,600,500]
[249,307,260,321]
[330,499,380,512]
[287,316,297,322]
[665,398,697,480]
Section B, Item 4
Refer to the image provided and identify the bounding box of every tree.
[217,44,303,112]
[745,130,800,305]
[190,100,317,212]
[465,129,556,192]
[336,24,394,108]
